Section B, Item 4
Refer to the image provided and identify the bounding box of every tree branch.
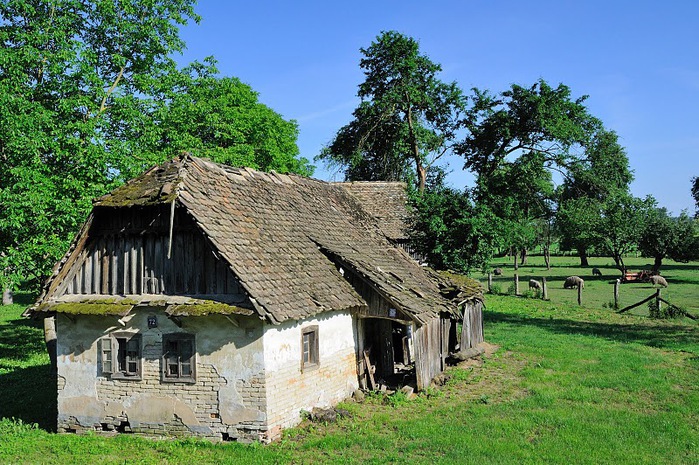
[98,66,126,115]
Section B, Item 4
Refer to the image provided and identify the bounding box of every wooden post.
[614,279,620,309]
[542,277,548,300]
[577,283,582,306]
[488,273,493,293]
[514,273,519,296]
[44,316,57,374]
[656,289,662,314]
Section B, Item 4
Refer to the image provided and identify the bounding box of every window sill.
[301,363,319,373]
[161,376,196,384]
[110,373,142,381]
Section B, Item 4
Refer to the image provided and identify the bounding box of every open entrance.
[358,318,414,390]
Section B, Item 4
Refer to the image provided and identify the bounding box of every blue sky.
[177,1,698,214]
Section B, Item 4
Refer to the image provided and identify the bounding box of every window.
[100,333,142,379]
[301,325,319,370]
[162,334,196,382]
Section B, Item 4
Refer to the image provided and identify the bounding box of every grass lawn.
[1,258,698,464]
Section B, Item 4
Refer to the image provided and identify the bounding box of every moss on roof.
[166,302,254,317]
[36,302,133,316]
[95,160,183,207]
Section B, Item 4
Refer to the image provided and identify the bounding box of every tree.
[557,129,634,265]
[456,80,602,267]
[595,193,654,275]
[457,80,601,179]
[692,176,699,217]
[639,209,699,272]
[408,186,497,272]
[0,0,200,302]
[472,151,556,267]
[318,31,465,191]
[143,59,313,176]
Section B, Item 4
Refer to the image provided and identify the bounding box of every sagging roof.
[33,155,480,325]
[336,181,409,241]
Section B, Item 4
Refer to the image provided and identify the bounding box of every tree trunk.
[513,248,519,270]
[520,248,527,266]
[406,99,426,193]
[613,254,626,276]
[2,286,12,305]
[44,316,57,374]
[543,246,551,270]
[578,247,589,267]
[652,255,663,273]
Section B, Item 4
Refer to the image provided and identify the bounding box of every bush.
[648,300,683,319]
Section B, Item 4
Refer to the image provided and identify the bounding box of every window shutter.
[99,337,113,375]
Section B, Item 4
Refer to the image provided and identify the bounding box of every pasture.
[1,257,698,464]
[478,255,699,317]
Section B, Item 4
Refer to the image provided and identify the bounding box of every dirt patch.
[444,342,529,404]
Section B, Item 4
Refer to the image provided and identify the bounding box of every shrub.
[648,300,683,319]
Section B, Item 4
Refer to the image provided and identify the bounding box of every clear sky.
[177,1,698,215]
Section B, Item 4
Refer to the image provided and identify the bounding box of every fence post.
[577,283,582,306]
[656,289,662,314]
[514,273,519,296]
[488,273,493,293]
[614,279,620,309]
[542,277,548,300]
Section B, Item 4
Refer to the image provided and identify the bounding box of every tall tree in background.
[318,30,465,192]
[638,209,699,272]
[557,129,634,265]
[594,193,654,275]
[456,80,600,264]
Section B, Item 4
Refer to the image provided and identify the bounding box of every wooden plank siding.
[460,301,484,350]
[54,206,243,298]
[414,318,443,390]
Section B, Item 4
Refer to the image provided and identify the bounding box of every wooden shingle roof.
[67,155,473,324]
[336,181,409,241]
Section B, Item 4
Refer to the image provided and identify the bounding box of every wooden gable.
[50,205,246,300]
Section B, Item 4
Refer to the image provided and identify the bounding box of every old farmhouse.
[26,154,483,442]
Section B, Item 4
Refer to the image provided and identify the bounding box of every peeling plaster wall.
[262,311,359,440]
[56,308,267,441]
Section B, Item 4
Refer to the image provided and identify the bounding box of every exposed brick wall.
[56,310,268,442]
[262,311,359,441]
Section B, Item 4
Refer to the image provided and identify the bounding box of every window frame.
[100,332,142,380]
[301,325,319,371]
[161,333,196,383]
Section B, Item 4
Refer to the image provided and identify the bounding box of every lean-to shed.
[26,154,483,442]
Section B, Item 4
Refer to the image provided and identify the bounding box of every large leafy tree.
[0,0,200,300]
[318,30,465,192]
[456,80,601,179]
[456,80,597,265]
[143,58,313,176]
[408,185,497,272]
[557,129,634,265]
[0,1,312,303]
[594,193,655,275]
[638,209,699,272]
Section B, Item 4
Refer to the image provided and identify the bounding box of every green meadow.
[1,257,698,464]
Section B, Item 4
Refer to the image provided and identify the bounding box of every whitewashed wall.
[262,310,359,439]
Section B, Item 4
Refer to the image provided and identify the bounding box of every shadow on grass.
[485,309,699,355]
[0,317,46,362]
[0,305,56,432]
[0,364,56,431]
